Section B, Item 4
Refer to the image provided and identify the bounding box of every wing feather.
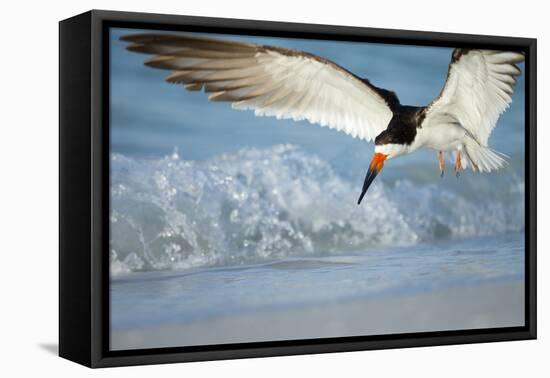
[121,33,397,142]
[424,49,524,146]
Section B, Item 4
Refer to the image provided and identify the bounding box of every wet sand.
[111,280,524,350]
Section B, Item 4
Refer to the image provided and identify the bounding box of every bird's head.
[357,131,411,205]
[373,128,412,159]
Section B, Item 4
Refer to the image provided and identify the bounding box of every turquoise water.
[111,233,524,332]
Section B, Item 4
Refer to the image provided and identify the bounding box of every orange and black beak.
[357,153,387,205]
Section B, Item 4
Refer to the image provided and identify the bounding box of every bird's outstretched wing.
[423,49,525,146]
[121,33,399,142]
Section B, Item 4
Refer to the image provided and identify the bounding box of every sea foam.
[110,145,524,275]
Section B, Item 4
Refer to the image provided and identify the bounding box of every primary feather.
[120,33,397,142]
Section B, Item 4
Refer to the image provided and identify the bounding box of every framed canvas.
[59,9,537,368]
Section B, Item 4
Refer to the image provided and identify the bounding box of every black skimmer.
[121,33,525,204]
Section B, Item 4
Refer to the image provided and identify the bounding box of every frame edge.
[82,9,537,368]
[526,38,537,340]
[59,11,94,368]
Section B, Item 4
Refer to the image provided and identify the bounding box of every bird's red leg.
[455,150,462,177]
[438,150,444,177]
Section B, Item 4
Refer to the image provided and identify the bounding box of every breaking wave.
[110,145,524,275]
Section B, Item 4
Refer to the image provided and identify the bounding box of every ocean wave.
[110,145,524,275]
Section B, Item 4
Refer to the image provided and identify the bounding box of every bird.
[120,33,525,205]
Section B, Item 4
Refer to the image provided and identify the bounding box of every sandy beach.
[111,280,523,350]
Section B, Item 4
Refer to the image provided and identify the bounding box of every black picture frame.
[59,9,537,368]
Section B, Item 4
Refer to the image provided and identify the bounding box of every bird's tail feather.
[463,143,508,173]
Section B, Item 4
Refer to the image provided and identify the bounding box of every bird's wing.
[423,49,524,146]
[121,33,398,142]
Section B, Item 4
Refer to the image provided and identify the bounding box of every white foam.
[110,145,524,275]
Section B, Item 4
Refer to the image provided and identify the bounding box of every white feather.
[123,33,395,142]
[424,50,524,147]
[422,49,524,171]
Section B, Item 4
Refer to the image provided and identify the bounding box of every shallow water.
[111,232,524,348]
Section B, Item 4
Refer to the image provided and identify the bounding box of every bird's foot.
[438,150,444,177]
[455,150,462,177]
